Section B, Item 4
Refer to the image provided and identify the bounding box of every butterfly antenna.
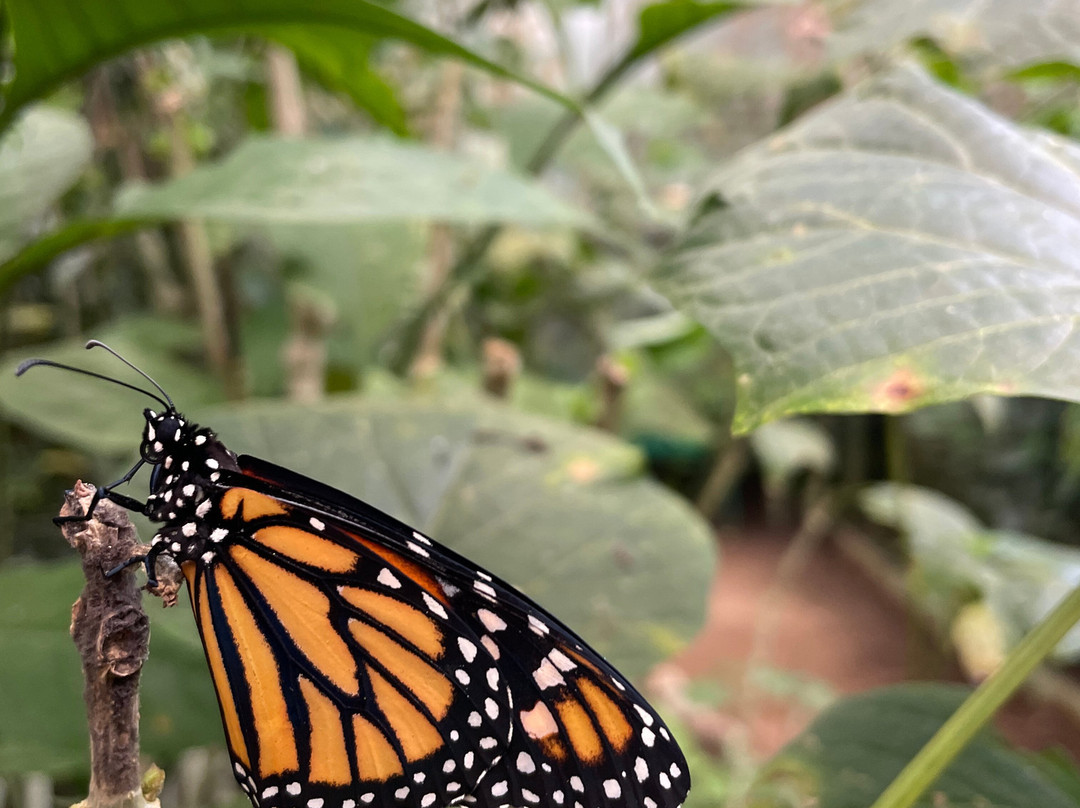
[15,357,172,410]
[85,340,175,410]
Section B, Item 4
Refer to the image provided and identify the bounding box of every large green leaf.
[205,395,713,678]
[0,395,713,775]
[0,106,91,262]
[0,0,573,133]
[832,0,1080,70]
[116,135,591,227]
[744,684,1080,808]
[651,64,1080,433]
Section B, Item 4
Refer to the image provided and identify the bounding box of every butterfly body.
[44,384,690,808]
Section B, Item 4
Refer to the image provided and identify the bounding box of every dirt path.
[673,528,1080,759]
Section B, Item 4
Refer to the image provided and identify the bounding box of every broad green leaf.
[117,136,591,227]
[206,395,714,678]
[744,684,1080,808]
[0,106,91,262]
[0,319,225,456]
[832,0,1080,71]
[0,0,574,133]
[651,64,1080,433]
[0,396,714,775]
[264,27,407,135]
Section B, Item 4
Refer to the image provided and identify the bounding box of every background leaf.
[117,136,591,227]
[0,107,92,262]
[832,0,1080,71]
[0,0,572,132]
[650,64,1080,432]
[744,684,1080,808]
[0,319,225,456]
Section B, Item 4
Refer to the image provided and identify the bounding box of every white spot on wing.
[309,517,325,531]
[407,541,430,557]
[182,522,197,537]
[516,752,535,774]
[458,637,478,662]
[604,780,621,799]
[422,592,448,619]
[478,608,507,632]
[548,648,576,671]
[412,530,432,546]
[532,658,565,690]
[210,528,229,543]
[642,726,656,747]
[528,615,549,635]
[378,568,401,589]
[635,757,649,782]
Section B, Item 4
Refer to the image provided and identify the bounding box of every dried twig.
[59,482,172,808]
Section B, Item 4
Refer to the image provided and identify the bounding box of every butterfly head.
[141,407,189,463]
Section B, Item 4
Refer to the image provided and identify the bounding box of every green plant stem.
[870,581,1080,808]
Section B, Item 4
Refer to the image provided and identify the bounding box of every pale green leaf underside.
[651,64,1080,433]
[832,0,1080,70]
[117,136,591,228]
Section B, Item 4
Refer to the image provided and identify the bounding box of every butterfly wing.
[183,453,689,808]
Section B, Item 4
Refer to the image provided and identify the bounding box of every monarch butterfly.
[18,342,690,808]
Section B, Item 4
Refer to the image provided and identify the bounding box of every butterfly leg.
[54,459,148,525]
[104,529,176,587]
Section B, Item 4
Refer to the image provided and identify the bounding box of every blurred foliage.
[2,0,1080,806]
[745,684,1080,808]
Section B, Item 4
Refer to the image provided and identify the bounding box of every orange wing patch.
[191,566,251,770]
[220,488,289,522]
[215,567,299,777]
[555,696,603,764]
[230,545,359,696]
[368,667,445,762]
[350,621,453,720]
[579,678,633,752]
[353,716,405,781]
[253,525,359,573]
[339,587,443,658]
[298,677,352,786]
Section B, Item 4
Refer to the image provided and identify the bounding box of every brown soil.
[672,527,1080,760]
